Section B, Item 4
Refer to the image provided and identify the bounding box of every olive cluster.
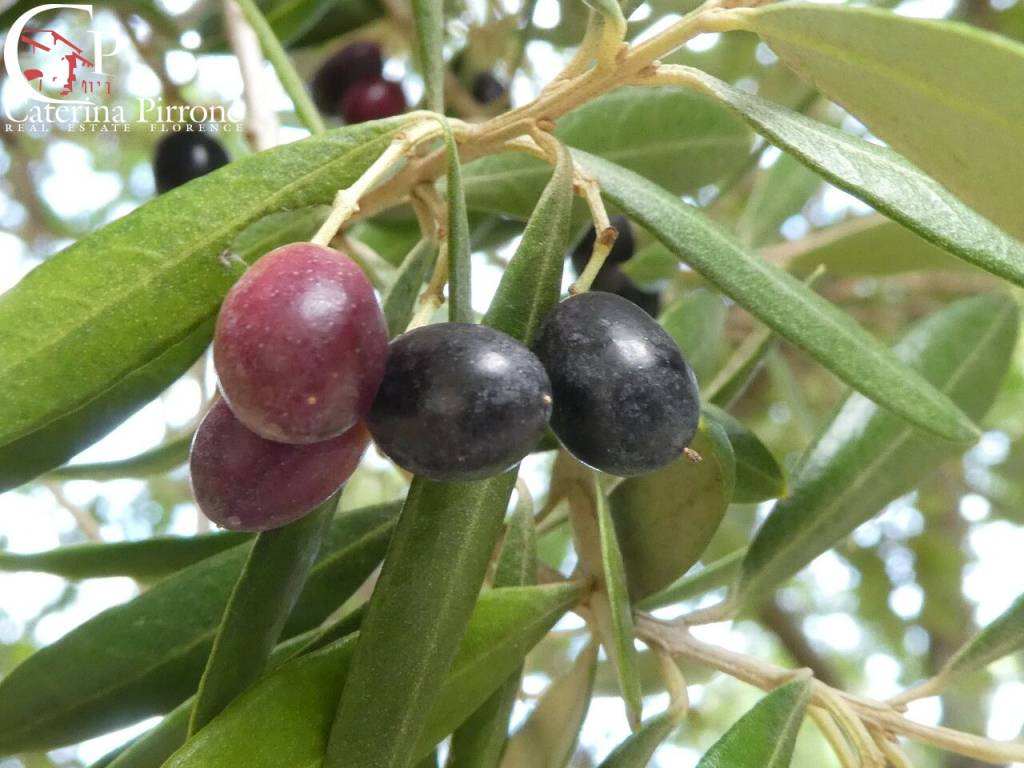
[190,243,699,531]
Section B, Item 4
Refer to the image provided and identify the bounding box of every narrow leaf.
[596,706,684,768]
[736,294,1019,606]
[610,421,735,601]
[0,121,399,491]
[0,502,399,753]
[382,238,438,337]
[500,641,598,768]
[703,405,785,504]
[163,583,585,768]
[0,531,250,583]
[704,325,775,409]
[446,499,538,768]
[740,4,1024,239]
[579,150,979,443]
[189,498,335,732]
[444,122,472,323]
[594,475,643,730]
[684,66,1024,283]
[942,593,1024,681]
[48,433,191,481]
[696,678,811,768]
[325,474,516,768]
[410,0,445,113]
[481,142,574,345]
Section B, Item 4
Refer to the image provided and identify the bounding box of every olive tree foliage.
[1,0,1024,766]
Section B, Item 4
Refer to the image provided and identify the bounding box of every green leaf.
[704,326,776,410]
[737,152,821,247]
[444,122,473,323]
[610,421,734,601]
[685,67,1024,287]
[463,88,751,218]
[696,678,811,768]
[382,238,438,337]
[325,474,516,768]
[500,641,598,768]
[0,121,399,492]
[703,405,785,504]
[410,0,444,113]
[736,294,1019,606]
[447,500,538,768]
[0,531,250,583]
[162,583,585,768]
[189,499,335,732]
[739,4,1024,240]
[326,153,571,767]
[108,608,369,768]
[593,475,643,730]
[579,150,979,444]
[480,141,574,345]
[596,706,684,768]
[941,593,1024,682]
[47,433,192,481]
[658,288,728,385]
[637,549,745,611]
[0,502,399,753]
[783,216,980,278]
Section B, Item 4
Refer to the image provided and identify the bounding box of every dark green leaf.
[410,0,444,112]
[0,122,400,492]
[594,475,643,730]
[740,4,1024,239]
[163,583,585,768]
[382,238,438,337]
[47,433,192,481]
[687,67,1024,282]
[736,294,1019,606]
[579,150,979,443]
[189,499,335,732]
[444,122,472,323]
[325,474,516,768]
[500,641,598,768]
[703,405,785,503]
[610,421,734,601]
[0,502,399,753]
[696,679,811,768]
[480,142,574,345]
[447,499,538,768]
[0,531,249,583]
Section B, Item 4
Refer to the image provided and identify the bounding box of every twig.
[222,0,279,151]
[47,483,101,542]
[232,0,326,134]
